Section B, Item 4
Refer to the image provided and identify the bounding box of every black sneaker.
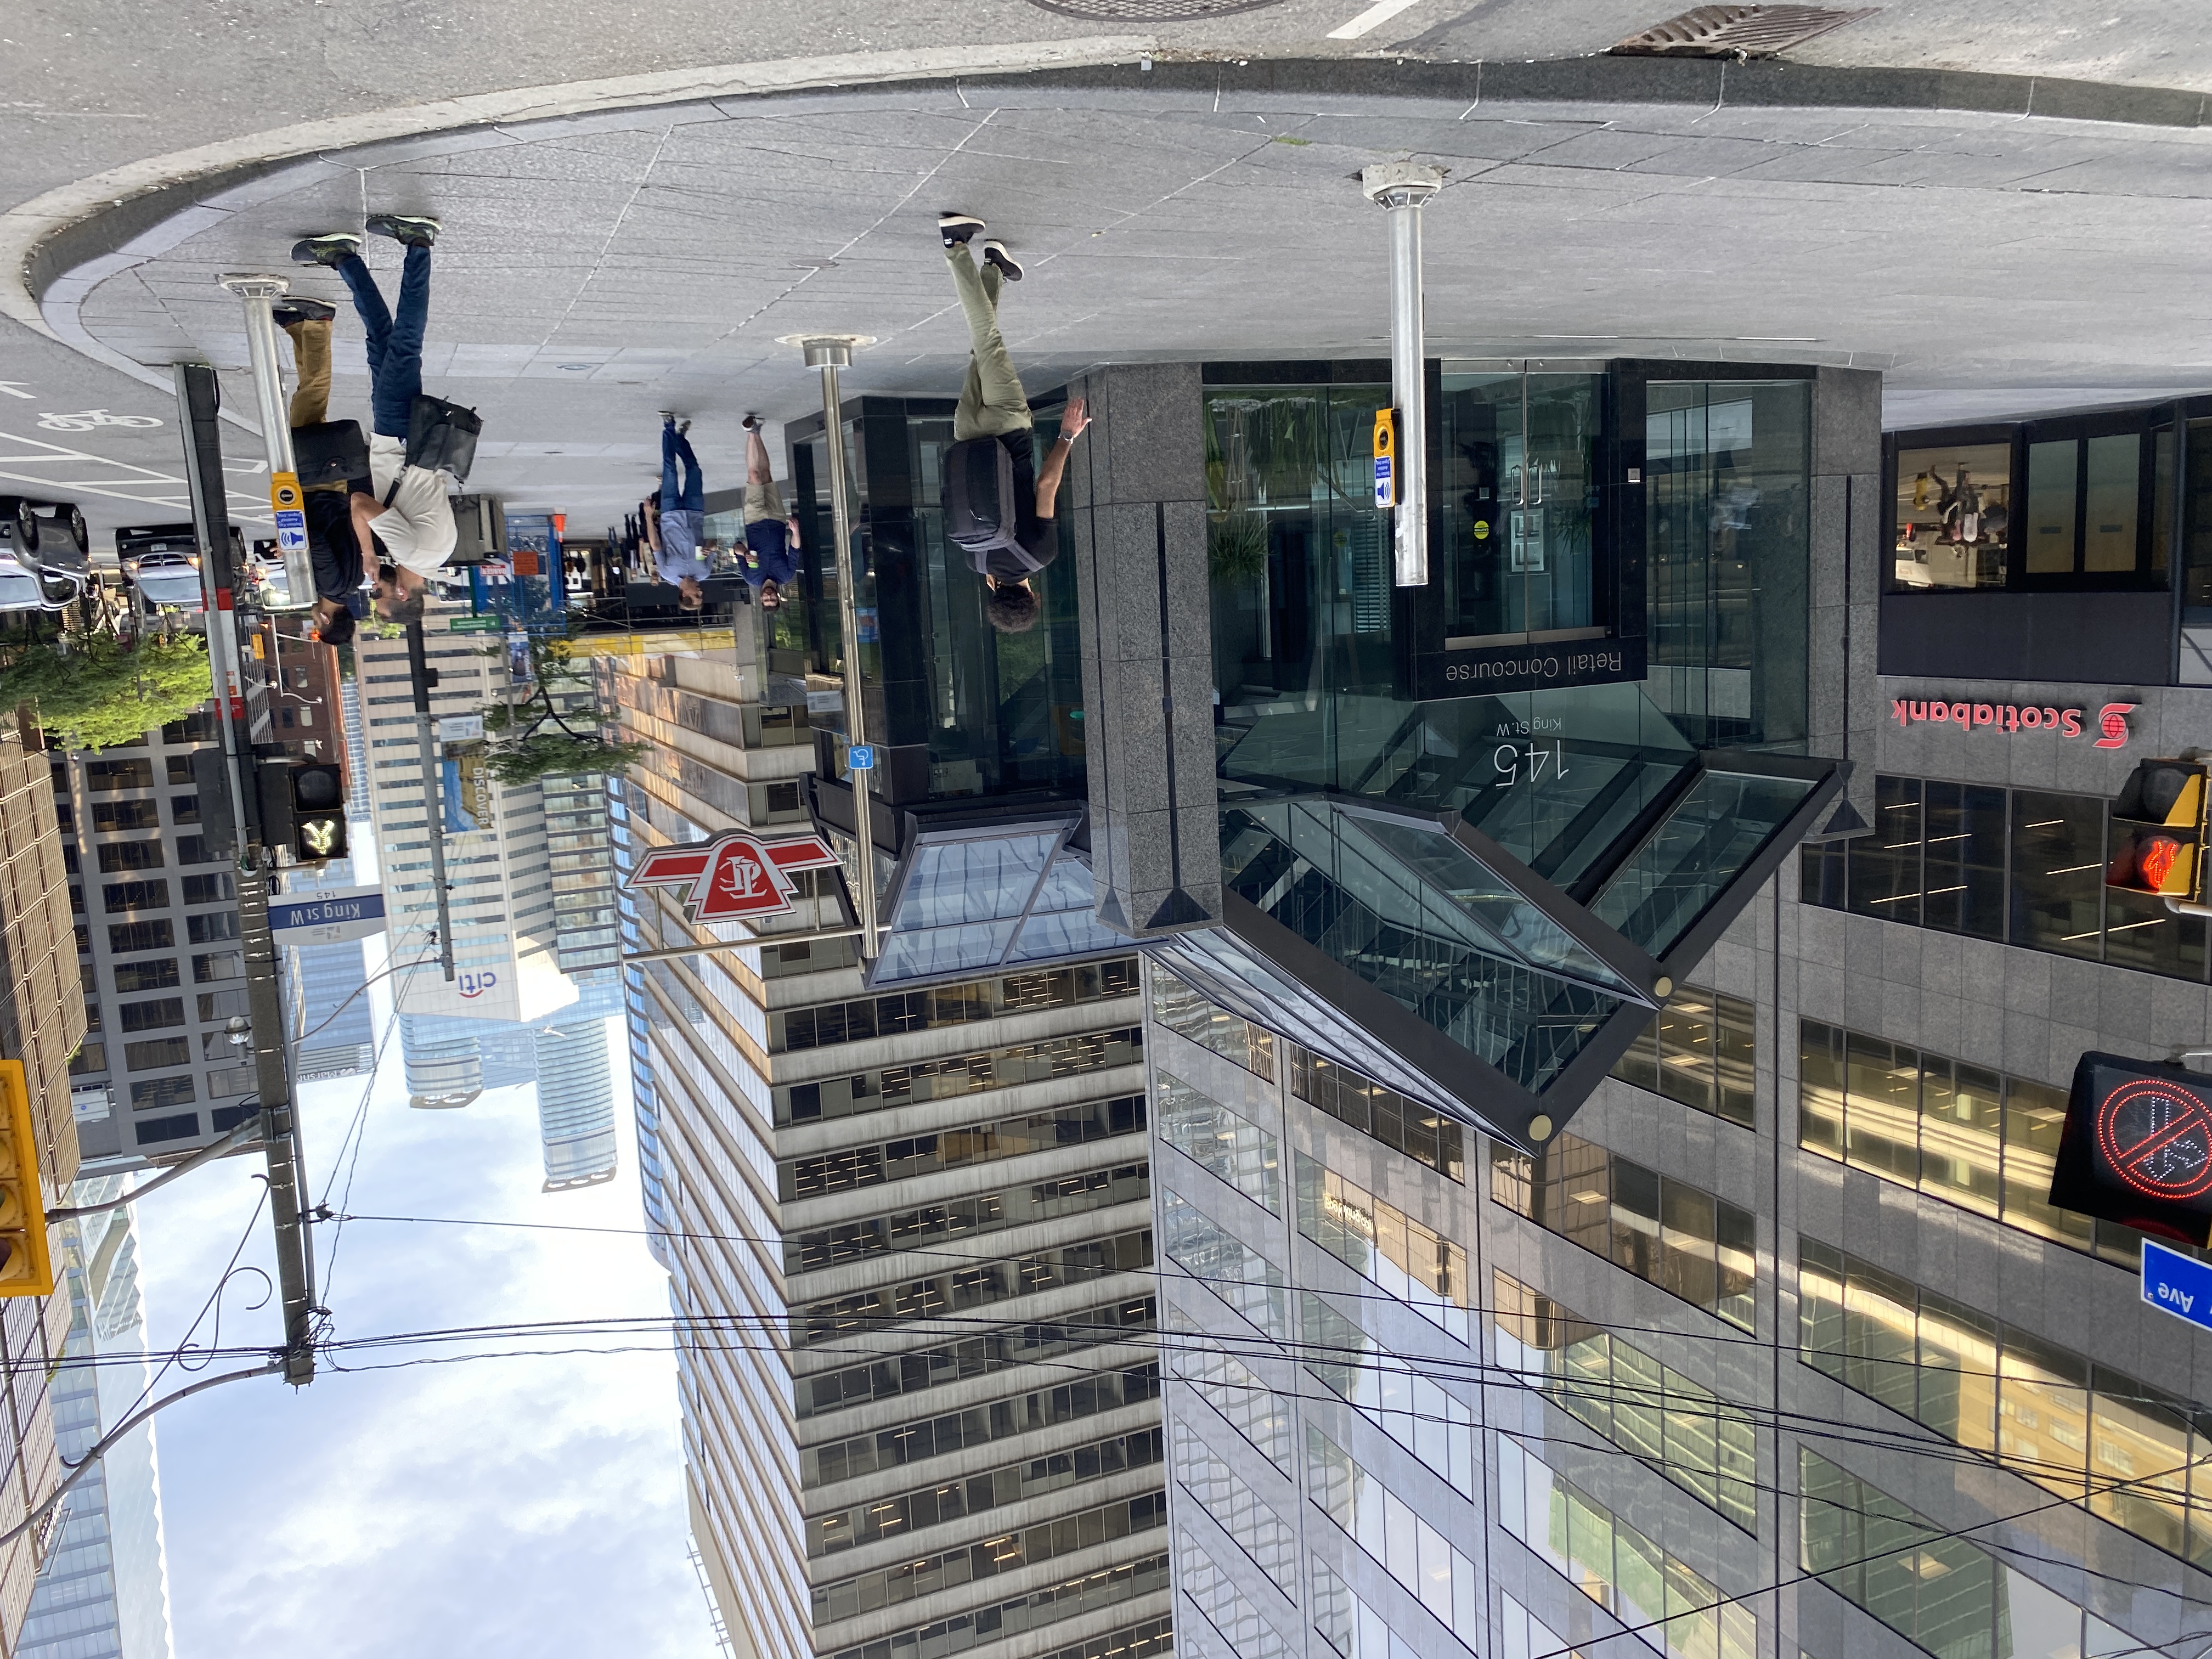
[291,233,363,268]
[272,298,337,327]
[981,240,1024,283]
[365,213,441,249]
[938,212,986,249]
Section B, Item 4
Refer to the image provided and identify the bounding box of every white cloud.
[132,1002,717,1657]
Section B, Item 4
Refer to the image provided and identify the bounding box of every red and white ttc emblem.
[627,829,843,922]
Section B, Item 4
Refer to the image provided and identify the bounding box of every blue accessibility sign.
[2142,1238,2212,1333]
[847,744,876,771]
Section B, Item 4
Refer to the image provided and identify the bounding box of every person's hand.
[1060,398,1090,442]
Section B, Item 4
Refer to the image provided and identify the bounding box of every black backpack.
[404,394,482,482]
[292,419,369,487]
[943,436,1043,573]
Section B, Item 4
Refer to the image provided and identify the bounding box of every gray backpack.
[944,437,1042,574]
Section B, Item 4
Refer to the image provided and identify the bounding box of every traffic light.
[2107,757,2210,903]
[0,1061,54,1298]
[258,761,348,864]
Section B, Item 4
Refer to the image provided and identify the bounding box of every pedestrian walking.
[292,213,457,622]
[740,415,802,611]
[271,296,363,645]
[936,212,1088,634]
[643,415,709,611]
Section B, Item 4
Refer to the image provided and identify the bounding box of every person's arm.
[349,491,385,568]
[642,498,664,555]
[1032,398,1090,520]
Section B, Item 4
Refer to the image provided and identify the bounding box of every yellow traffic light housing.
[2108,758,2211,903]
[0,1061,54,1297]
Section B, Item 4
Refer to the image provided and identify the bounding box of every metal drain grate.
[1025,0,1283,20]
[1611,4,1878,58]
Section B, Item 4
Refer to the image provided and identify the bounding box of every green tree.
[478,629,645,787]
[0,635,212,752]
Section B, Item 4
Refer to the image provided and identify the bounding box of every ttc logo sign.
[627,830,843,923]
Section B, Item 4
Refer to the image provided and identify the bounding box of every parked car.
[0,496,89,559]
[117,523,217,615]
[0,555,85,612]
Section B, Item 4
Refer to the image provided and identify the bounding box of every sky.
[129,972,720,1657]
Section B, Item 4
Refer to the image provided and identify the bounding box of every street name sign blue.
[269,887,387,946]
[2141,1238,2212,1333]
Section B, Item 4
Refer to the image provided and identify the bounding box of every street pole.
[218,274,315,612]
[173,362,318,1387]
[1361,164,1443,589]
[797,335,879,960]
[405,621,459,982]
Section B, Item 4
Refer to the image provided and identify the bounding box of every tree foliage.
[0,635,212,752]
[477,627,645,786]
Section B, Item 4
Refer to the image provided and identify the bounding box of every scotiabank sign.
[1892,694,2137,749]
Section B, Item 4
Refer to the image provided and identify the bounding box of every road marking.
[0,383,32,400]
[0,428,268,516]
[1328,0,1429,39]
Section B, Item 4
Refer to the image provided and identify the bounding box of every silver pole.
[801,335,880,961]
[219,273,315,611]
[1361,165,1443,589]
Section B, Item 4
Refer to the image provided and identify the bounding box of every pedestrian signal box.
[2050,1051,2212,1247]
[0,1061,54,1298]
[1373,409,1398,510]
[2106,757,2209,904]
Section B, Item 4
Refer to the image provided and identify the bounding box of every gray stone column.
[1808,365,1884,829]
[1064,363,1223,936]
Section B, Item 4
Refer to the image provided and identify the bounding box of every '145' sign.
[628,829,844,923]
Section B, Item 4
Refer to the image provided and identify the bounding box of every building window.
[113,959,180,993]
[117,997,185,1033]
[187,912,240,945]
[134,1112,201,1145]
[1798,1018,2175,1269]
[69,1043,106,1076]
[772,958,1138,1053]
[794,1230,1150,1348]
[1300,1290,1475,1497]
[1162,1188,1285,1339]
[90,799,159,832]
[1490,1131,1757,1332]
[800,1364,1158,1488]
[97,840,165,873]
[165,755,195,785]
[84,759,154,792]
[1609,984,1755,1128]
[1157,1070,1280,1214]
[1499,1435,1756,1659]
[101,880,170,913]
[1307,1427,1483,1655]
[1802,774,2211,983]
[170,793,200,825]
[778,1095,1142,1203]
[1290,1048,1463,1182]
[1295,1153,1470,1344]
[181,874,234,907]
[193,952,244,984]
[1893,438,2011,590]
[785,1164,1148,1274]
[1800,1449,2142,1658]
[108,919,174,954]
[196,989,249,1022]
[128,1076,195,1110]
[160,711,220,743]
[1149,968,1274,1080]
[774,1027,1143,1127]
[1493,1269,1756,1532]
[174,836,217,866]
[1170,1423,1295,1592]
[123,1037,191,1071]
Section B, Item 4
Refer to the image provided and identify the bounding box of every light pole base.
[1360,162,1444,208]
[218,273,292,300]
[777,333,877,369]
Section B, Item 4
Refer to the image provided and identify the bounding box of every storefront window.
[1894,440,2009,589]
[2008,789,2105,960]
[1919,782,2007,940]
[2085,432,2143,573]
[2184,420,2212,618]
[2024,438,2080,575]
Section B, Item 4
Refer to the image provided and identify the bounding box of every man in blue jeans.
[292,213,457,623]
[641,415,709,611]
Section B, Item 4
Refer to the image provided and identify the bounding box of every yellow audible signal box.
[0,1061,53,1297]
[1372,409,1398,510]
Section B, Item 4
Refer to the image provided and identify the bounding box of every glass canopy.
[869,818,1130,988]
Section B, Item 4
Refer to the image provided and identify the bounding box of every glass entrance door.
[1440,369,1604,647]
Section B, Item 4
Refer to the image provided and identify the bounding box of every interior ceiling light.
[1611,3,1878,57]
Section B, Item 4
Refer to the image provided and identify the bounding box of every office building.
[744,362,2212,1659]
[535,1019,617,1191]
[19,1177,173,1659]
[603,627,1169,1659]
[0,711,91,1652]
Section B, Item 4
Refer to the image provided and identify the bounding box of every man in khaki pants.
[274,297,362,646]
[936,212,1087,634]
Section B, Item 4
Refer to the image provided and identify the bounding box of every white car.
[0,556,84,613]
[125,550,206,614]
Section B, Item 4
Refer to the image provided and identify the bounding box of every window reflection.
[1894,440,2010,589]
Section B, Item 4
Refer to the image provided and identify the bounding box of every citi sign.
[1892,695,2136,749]
[458,970,498,1000]
[627,829,843,922]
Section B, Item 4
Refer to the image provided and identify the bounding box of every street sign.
[448,614,502,633]
[268,887,387,946]
[628,830,844,924]
[1373,408,1398,510]
[2142,1239,2212,1334]
[847,744,876,771]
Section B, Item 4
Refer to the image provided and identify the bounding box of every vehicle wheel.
[9,500,36,552]
[66,507,87,554]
